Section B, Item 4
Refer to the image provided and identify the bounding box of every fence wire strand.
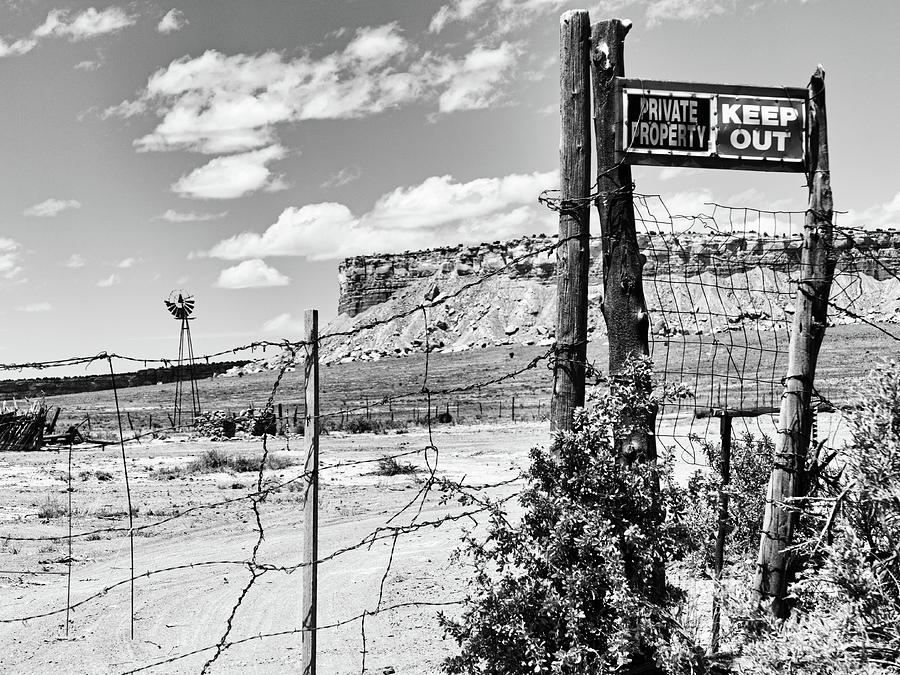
[0,192,898,671]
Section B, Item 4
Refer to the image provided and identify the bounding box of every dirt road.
[0,423,542,674]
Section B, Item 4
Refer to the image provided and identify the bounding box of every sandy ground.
[0,409,856,674]
[0,423,545,674]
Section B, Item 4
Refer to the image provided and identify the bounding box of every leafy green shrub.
[440,358,703,674]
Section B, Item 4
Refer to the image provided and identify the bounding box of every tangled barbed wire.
[0,192,897,671]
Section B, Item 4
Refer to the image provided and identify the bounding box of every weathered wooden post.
[591,19,665,611]
[754,66,834,617]
[302,309,320,674]
[551,9,592,432]
[591,19,655,460]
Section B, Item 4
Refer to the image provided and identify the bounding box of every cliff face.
[338,231,900,317]
[338,236,560,317]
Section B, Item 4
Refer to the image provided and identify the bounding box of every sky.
[1,0,899,373]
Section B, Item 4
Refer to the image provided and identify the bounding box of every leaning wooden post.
[302,309,320,674]
[551,9,592,432]
[754,66,834,618]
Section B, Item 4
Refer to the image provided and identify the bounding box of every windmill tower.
[164,290,201,427]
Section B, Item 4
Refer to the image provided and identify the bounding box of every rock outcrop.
[338,231,900,318]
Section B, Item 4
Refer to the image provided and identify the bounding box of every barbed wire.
[1,190,898,671]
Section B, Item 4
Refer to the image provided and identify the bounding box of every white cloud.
[214,259,290,289]
[429,0,567,34]
[157,9,187,34]
[438,42,519,113]
[106,23,515,155]
[34,7,136,41]
[0,239,23,279]
[209,203,358,260]
[0,37,37,57]
[725,188,796,212]
[645,0,729,26]
[109,24,424,154]
[97,273,120,287]
[17,302,52,312]
[364,171,554,231]
[321,166,361,189]
[172,145,286,199]
[23,198,82,217]
[64,253,85,268]
[74,59,101,71]
[342,22,408,65]
[117,257,138,268]
[159,209,228,222]
[262,312,305,334]
[208,170,557,261]
[657,167,698,181]
[847,192,900,229]
[430,0,742,33]
[633,189,715,229]
[429,0,489,32]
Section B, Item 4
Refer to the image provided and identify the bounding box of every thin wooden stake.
[551,8,592,432]
[710,414,732,653]
[302,310,320,674]
[66,440,73,636]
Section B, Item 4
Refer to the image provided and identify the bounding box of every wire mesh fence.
[0,194,898,671]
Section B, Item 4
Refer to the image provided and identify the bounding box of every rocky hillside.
[321,231,900,364]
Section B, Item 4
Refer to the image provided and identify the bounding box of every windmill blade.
[165,290,196,319]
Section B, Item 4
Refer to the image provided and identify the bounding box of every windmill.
[165,290,201,427]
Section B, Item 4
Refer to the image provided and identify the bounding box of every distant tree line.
[0,360,251,399]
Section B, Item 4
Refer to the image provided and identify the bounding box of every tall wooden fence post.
[551,9,592,432]
[591,19,655,458]
[591,18,664,610]
[302,309,320,674]
[754,66,834,617]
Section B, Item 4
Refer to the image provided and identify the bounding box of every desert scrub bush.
[680,433,775,570]
[346,416,405,434]
[79,469,113,482]
[374,455,419,476]
[440,358,704,674]
[151,449,298,478]
[94,504,140,519]
[36,496,67,519]
[732,362,900,673]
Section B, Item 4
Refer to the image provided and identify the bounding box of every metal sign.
[617,79,807,172]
